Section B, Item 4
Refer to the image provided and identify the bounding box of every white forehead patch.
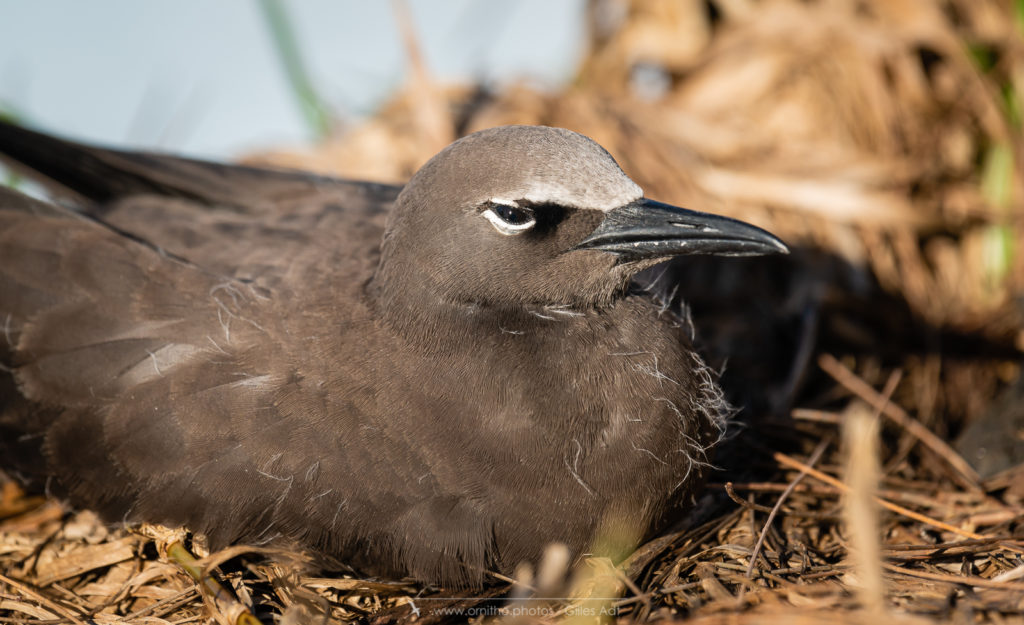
[437,125,647,212]
[487,198,519,207]
[491,178,643,213]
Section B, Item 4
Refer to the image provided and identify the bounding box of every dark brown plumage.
[0,121,786,586]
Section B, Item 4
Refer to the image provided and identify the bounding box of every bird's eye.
[481,201,536,235]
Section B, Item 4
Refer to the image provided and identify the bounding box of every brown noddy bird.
[0,121,787,586]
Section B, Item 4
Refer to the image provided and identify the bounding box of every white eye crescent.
[481,201,536,236]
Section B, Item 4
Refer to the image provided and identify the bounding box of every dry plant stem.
[842,399,886,614]
[486,570,525,588]
[772,453,985,540]
[122,587,199,621]
[390,0,453,154]
[166,541,261,625]
[724,483,776,513]
[614,567,650,614]
[883,563,1024,593]
[792,408,843,424]
[818,354,981,490]
[710,481,840,496]
[0,572,87,625]
[991,564,1024,583]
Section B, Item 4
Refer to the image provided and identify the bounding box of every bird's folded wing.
[0,185,294,534]
[0,185,460,559]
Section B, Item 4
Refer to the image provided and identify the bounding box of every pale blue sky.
[0,1,586,158]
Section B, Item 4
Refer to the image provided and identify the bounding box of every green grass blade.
[255,0,332,140]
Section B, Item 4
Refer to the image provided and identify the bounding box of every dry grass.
[3,0,1024,623]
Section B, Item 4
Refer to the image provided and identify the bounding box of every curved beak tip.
[769,236,791,255]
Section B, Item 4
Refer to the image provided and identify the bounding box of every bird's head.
[379,125,787,310]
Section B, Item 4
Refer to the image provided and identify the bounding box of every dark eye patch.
[476,200,581,242]
[516,201,567,236]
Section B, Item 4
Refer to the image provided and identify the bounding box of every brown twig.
[818,354,981,490]
[772,452,985,540]
[884,563,1024,592]
[0,573,87,625]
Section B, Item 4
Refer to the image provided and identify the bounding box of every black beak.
[573,198,789,259]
